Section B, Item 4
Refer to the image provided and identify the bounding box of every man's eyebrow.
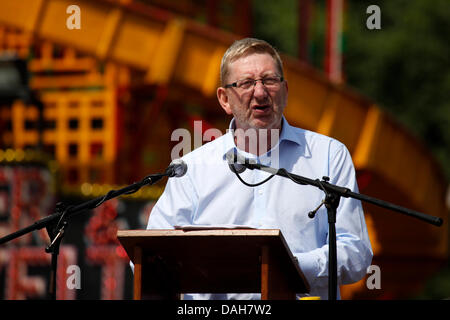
[237,72,278,79]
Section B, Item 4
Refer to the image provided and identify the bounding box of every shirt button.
[258,189,263,195]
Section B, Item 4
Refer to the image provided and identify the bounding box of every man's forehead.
[228,52,278,76]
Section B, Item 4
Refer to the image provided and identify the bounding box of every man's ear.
[283,78,288,100]
[217,87,233,115]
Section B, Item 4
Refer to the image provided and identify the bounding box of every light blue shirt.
[147,116,373,300]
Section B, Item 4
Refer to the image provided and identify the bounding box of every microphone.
[225,149,247,174]
[165,159,187,177]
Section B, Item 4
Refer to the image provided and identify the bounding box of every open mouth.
[252,105,270,111]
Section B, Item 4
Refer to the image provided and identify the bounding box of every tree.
[344,0,450,180]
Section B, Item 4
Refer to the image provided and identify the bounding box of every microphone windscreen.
[226,149,246,174]
[169,159,187,177]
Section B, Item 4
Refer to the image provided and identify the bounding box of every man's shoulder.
[289,125,345,149]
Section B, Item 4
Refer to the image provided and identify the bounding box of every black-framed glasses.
[224,76,284,91]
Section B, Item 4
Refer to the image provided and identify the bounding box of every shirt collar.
[221,116,301,162]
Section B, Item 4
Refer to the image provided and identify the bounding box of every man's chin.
[250,118,281,130]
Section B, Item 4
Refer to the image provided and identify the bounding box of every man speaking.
[146,38,373,300]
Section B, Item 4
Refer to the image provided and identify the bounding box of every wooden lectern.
[117,229,310,300]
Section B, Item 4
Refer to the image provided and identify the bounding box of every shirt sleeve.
[146,172,198,229]
[296,141,373,292]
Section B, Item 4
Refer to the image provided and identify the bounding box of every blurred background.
[0,0,448,299]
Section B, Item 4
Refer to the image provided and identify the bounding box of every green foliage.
[252,0,299,57]
[344,0,450,181]
[414,264,450,300]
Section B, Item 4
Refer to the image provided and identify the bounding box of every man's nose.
[252,80,269,98]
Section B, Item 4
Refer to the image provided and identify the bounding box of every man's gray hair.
[220,38,284,86]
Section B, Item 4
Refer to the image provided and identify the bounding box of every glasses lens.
[262,77,280,86]
[234,77,282,91]
[237,79,255,90]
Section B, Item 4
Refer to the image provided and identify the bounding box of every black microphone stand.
[0,168,173,300]
[234,161,443,301]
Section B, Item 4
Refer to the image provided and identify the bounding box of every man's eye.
[263,78,277,85]
[239,80,254,88]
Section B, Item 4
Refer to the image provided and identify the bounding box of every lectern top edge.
[117,228,283,238]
